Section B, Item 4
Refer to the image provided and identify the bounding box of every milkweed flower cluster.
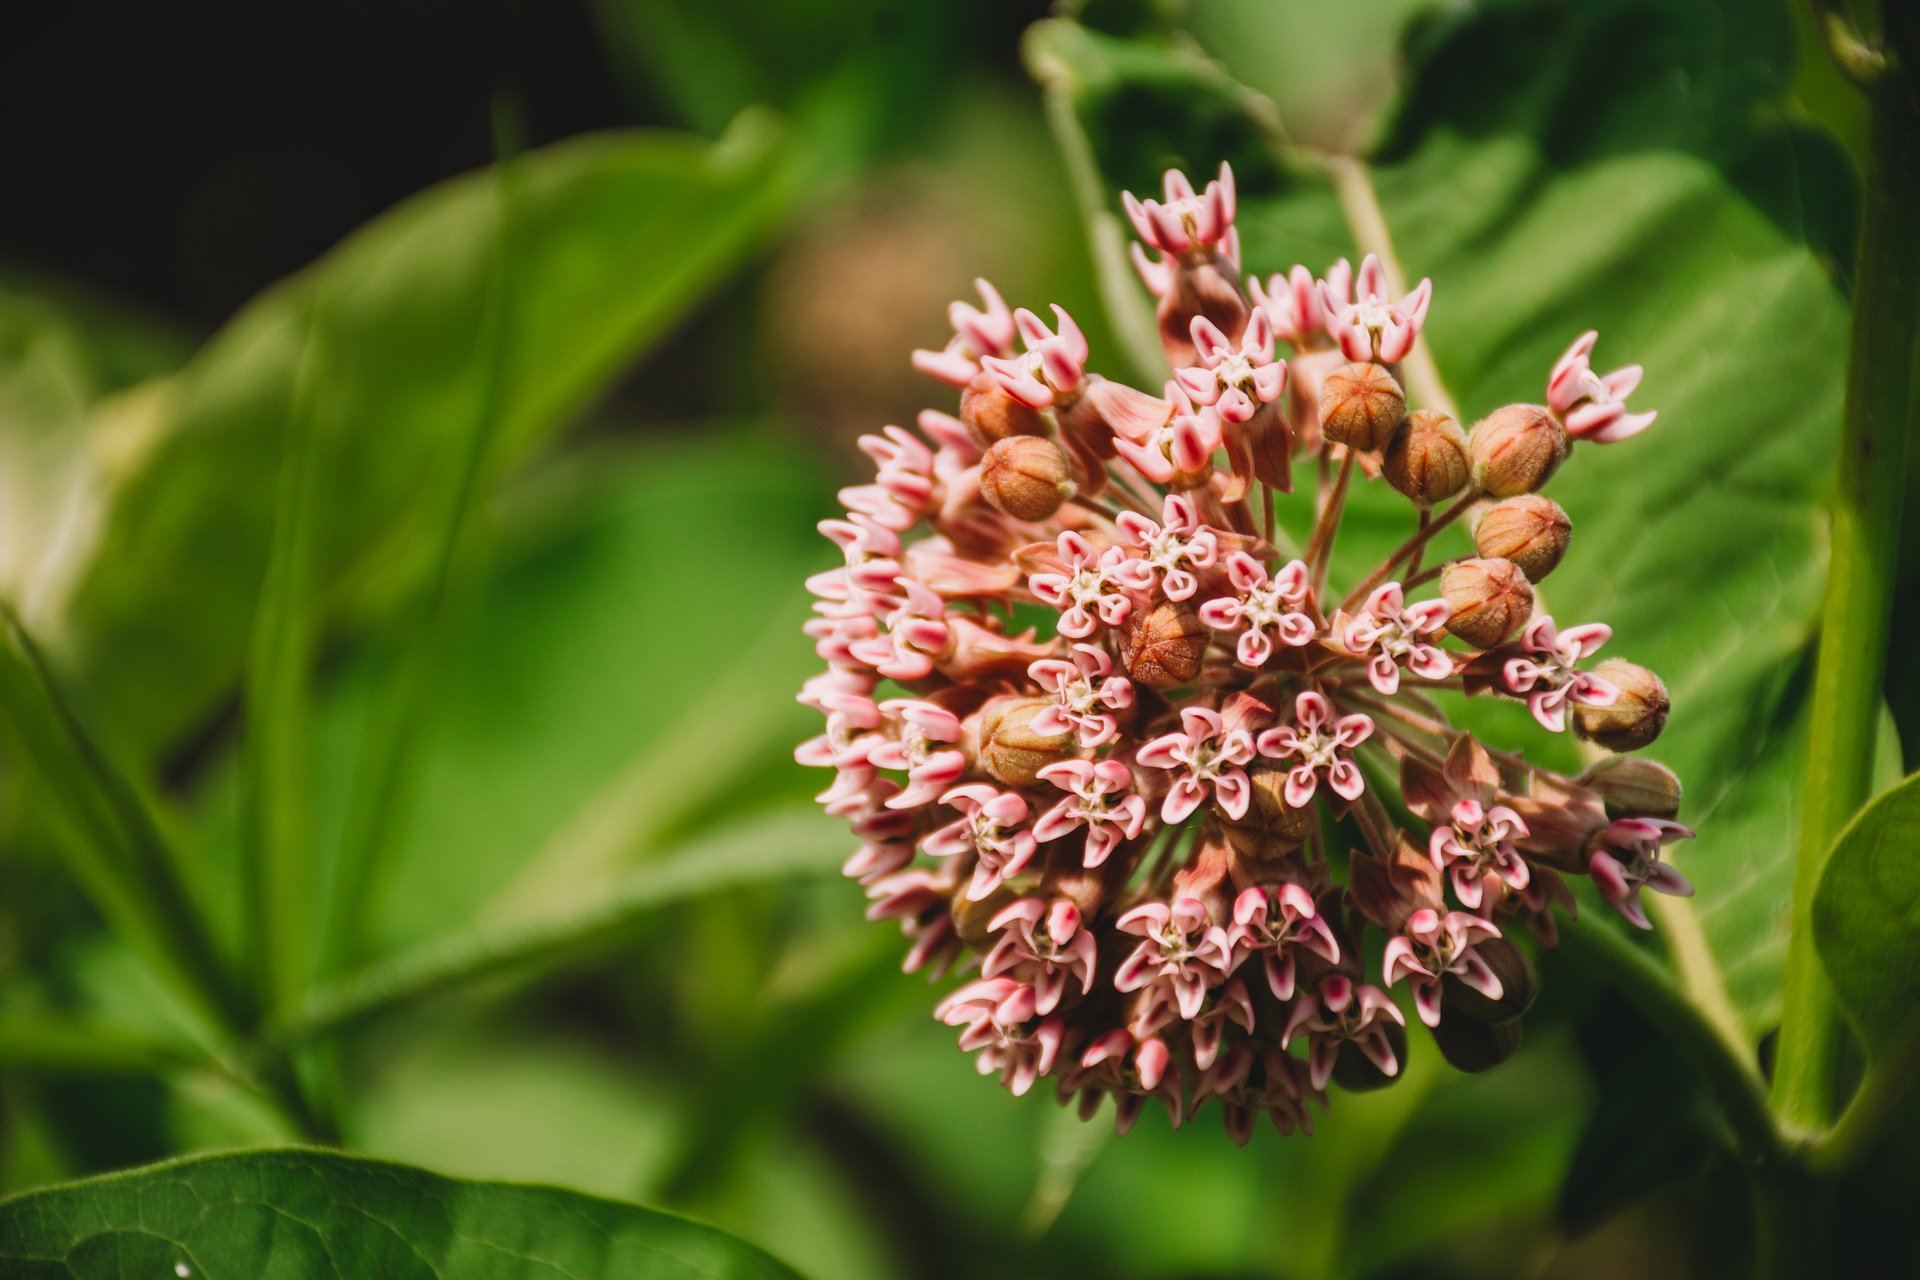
[798,161,1692,1143]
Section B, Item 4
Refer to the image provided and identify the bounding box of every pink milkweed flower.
[1318,253,1432,365]
[1283,974,1406,1091]
[1429,797,1532,910]
[981,898,1099,1015]
[866,865,966,977]
[1181,978,1258,1073]
[868,699,967,808]
[924,783,1038,901]
[793,672,884,771]
[1122,162,1237,257]
[1111,383,1223,485]
[1034,758,1149,867]
[1339,582,1453,695]
[1228,883,1341,1000]
[1111,493,1221,601]
[1175,311,1287,424]
[812,515,903,606]
[980,305,1089,408]
[1589,817,1695,929]
[1027,531,1133,639]
[1135,705,1259,822]
[1547,330,1657,443]
[1256,690,1373,807]
[934,977,1065,1097]
[1064,1028,1184,1133]
[1028,644,1135,748]
[847,580,952,681]
[911,278,1016,387]
[1197,552,1315,668]
[1381,908,1504,1028]
[1193,1046,1318,1144]
[843,425,938,531]
[1113,896,1233,1021]
[1501,615,1620,733]
[1249,264,1331,349]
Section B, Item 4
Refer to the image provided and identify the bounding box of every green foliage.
[0,1148,801,1279]
[55,120,791,759]
[1813,771,1920,1055]
[1031,0,1855,1038]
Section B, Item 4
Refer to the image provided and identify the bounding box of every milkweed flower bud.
[1584,756,1683,818]
[975,695,1076,788]
[1574,659,1669,750]
[1318,361,1406,452]
[1440,558,1535,648]
[799,157,1694,1139]
[1469,404,1568,497]
[1383,410,1469,505]
[1473,495,1570,580]
[980,436,1072,522]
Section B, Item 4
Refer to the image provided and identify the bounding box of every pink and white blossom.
[1122,162,1237,257]
[1249,264,1331,349]
[911,278,1016,387]
[1175,311,1287,424]
[1589,817,1695,929]
[1063,1028,1184,1133]
[1113,897,1233,1021]
[1256,691,1373,807]
[1027,531,1132,639]
[1110,384,1222,485]
[1339,582,1452,695]
[1501,616,1620,732]
[1318,254,1432,365]
[1381,908,1504,1027]
[1034,758,1149,868]
[1429,797,1532,910]
[1547,330,1657,443]
[981,898,1098,1015]
[1136,705,1259,822]
[868,699,967,808]
[1028,643,1135,748]
[1228,883,1341,1000]
[1282,975,1406,1091]
[980,305,1088,408]
[1197,552,1315,668]
[1111,493,1220,601]
[934,977,1064,1096]
[924,783,1038,901]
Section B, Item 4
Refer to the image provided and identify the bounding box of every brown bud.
[1223,765,1317,858]
[1318,361,1406,452]
[1468,404,1568,497]
[980,436,1072,522]
[960,369,1045,446]
[1383,410,1469,505]
[1118,600,1208,688]
[1473,494,1570,580]
[1332,1022,1409,1092]
[1440,937,1536,1023]
[1440,557,1535,648]
[1584,756,1683,818]
[1429,1010,1523,1073]
[952,885,1021,948]
[976,695,1074,787]
[1574,660,1670,751]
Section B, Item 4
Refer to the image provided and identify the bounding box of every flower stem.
[1305,449,1357,595]
[1341,490,1476,611]
[1772,8,1920,1138]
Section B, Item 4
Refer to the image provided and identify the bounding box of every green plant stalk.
[1771,8,1920,1137]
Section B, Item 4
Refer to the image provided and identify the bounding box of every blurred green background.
[0,1,1909,1277]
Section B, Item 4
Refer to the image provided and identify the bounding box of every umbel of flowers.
[799,162,1692,1142]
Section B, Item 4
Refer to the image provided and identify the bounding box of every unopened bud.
[1440,557,1535,648]
[1158,258,1247,368]
[1574,660,1669,751]
[1585,757,1683,818]
[960,369,1045,446]
[1318,362,1406,452]
[1118,600,1208,688]
[980,436,1072,522]
[1440,937,1536,1023]
[1383,410,1469,505]
[1223,765,1317,857]
[976,695,1075,787]
[1473,495,1570,581]
[1428,1009,1523,1073]
[1468,404,1568,497]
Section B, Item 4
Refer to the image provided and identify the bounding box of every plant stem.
[1342,490,1475,611]
[1772,8,1920,1137]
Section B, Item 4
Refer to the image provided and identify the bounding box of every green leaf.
[0,1148,802,1279]
[54,116,790,761]
[1812,771,1920,1056]
[1029,0,1854,1037]
[283,806,843,1041]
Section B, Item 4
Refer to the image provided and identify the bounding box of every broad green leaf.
[51,117,790,761]
[1029,0,1854,1036]
[0,1148,802,1279]
[1812,771,1920,1055]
